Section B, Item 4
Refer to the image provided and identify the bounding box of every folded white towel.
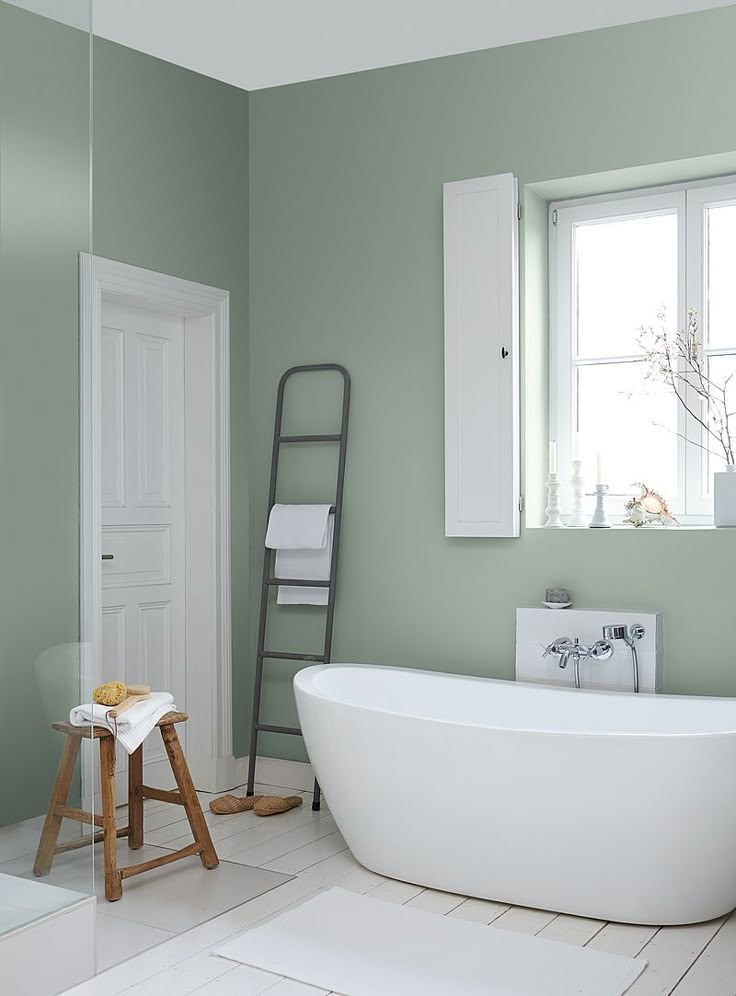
[69,692,175,755]
[275,515,334,606]
[265,504,333,550]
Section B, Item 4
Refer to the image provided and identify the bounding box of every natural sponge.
[93,681,128,706]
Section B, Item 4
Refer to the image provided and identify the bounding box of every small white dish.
[542,601,572,609]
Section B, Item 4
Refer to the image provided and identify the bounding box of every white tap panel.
[516,607,663,693]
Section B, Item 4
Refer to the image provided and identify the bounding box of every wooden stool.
[33,711,219,901]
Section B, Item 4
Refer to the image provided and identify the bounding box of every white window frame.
[550,175,736,525]
[686,181,736,514]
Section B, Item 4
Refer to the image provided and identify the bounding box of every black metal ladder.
[246,364,351,811]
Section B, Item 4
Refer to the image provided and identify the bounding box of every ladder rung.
[260,651,326,662]
[265,577,331,587]
[256,723,302,736]
[278,433,342,443]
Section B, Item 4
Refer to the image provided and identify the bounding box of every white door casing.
[101,302,186,795]
[80,254,234,799]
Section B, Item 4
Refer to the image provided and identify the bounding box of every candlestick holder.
[569,459,586,528]
[544,473,564,528]
[589,484,611,528]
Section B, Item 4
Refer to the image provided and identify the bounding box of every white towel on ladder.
[265,504,333,550]
[265,504,334,605]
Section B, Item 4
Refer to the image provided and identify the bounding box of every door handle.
[101,554,114,561]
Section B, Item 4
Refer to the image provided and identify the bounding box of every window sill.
[527,523,725,531]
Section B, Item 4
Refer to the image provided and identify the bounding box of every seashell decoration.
[623,483,678,528]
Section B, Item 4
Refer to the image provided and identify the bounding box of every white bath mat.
[214,887,647,995]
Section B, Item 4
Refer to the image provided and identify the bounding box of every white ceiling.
[6,0,735,91]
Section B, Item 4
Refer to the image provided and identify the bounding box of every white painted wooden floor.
[3,777,734,995]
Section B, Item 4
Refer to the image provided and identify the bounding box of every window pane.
[575,212,678,359]
[706,203,736,348]
[576,361,679,500]
[702,353,736,491]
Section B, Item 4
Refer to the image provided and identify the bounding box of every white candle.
[549,440,558,476]
[596,451,604,486]
[573,432,581,462]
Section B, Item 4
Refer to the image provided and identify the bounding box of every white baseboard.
[232,755,315,793]
[210,753,237,793]
[196,754,313,794]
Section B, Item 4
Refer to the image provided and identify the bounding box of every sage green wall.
[0,2,91,828]
[248,5,736,761]
[0,4,249,825]
[92,38,251,763]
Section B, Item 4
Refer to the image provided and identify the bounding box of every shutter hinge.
[517,202,522,221]
[551,209,558,226]
[518,496,525,513]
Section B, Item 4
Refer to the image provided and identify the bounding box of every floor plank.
[198,806,331,861]
[188,963,284,994]
[627,917,728,996]
[670,911,736,995]
[116,950,235,995]
[261,981,329,996]
[447,896,510,924]
[587,921,660,957]
[490,904,559,935]
[537,912,606,947]
[332,865,386,895]
[287,849,364,888]
[262,831,348,874]
[405,888,466,915]
[214,815,337,868]
[94,914,174,972]
[364,878,425,904]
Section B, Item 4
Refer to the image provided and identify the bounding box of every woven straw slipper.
[254,795,303,817]
[209,794,263,815]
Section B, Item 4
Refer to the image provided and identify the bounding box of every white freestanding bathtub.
[294,663,736,925]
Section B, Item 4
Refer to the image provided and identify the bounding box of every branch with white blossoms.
[637,309,736,466]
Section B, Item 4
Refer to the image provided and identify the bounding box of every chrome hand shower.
[601,624,645,693]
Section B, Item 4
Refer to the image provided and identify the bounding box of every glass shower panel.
[0,0,95,981]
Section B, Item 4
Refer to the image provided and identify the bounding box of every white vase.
[714,464,736,527]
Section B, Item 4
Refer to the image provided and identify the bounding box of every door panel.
[101,328,125,507]
[100,301,185,800]
[102,524,171,587]
[137,333,173,506]
[100,605,126,676]
[139,601,172,694]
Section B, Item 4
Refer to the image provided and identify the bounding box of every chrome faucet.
[543,636,613,690]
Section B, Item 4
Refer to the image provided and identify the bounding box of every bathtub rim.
[293,662,736,738]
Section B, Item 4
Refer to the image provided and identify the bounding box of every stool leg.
[33,735,81,877]
[128,745,144,849]
[100,737,122,901]
[160,725,219,869]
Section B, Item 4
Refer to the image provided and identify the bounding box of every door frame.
[80,253,234,791]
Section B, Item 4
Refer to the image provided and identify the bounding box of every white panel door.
[100,301,186,796]
[443,172,520,537]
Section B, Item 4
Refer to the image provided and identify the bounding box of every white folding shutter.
[443,172,520,537]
